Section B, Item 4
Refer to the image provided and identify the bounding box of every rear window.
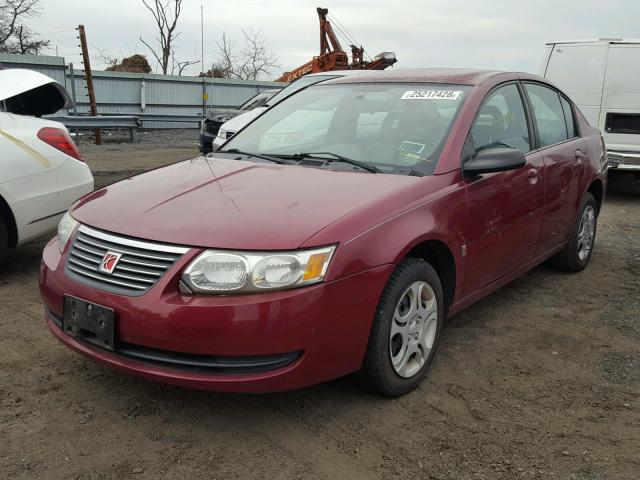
[266,75,338,106]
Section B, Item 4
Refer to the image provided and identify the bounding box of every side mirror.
[463,147,526,176]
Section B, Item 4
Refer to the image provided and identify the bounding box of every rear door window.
[524,83,569,147]
[560,96,578,138]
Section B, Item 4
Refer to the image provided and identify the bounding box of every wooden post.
[78,24,101,145]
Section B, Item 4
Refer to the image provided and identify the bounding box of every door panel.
[462,83,544,296]
[523,83,582,254]
[538,139,582,253]
[464,152,545,295]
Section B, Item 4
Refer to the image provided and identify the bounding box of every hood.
[0,68,72,116]
[206,107,244,123]
[71,157,419,250]
[221,107,267,133]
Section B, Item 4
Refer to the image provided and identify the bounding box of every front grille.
[65,225,189,296]
[205,120,222,135]
[225,130,235,139]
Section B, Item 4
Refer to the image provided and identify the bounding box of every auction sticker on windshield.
[401,90,463,100]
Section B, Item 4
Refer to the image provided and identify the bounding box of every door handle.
[575,149,585,165]
[527,168,539,182]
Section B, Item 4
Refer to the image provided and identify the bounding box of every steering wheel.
[479,105,505,133]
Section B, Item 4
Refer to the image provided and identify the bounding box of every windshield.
[265,75,338,107]
[222,82,470,176]
[239,91,275,110]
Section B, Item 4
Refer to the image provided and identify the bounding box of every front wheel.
[550,192,598,272]
[361,258,444,397]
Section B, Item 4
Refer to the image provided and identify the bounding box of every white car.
[211,70,378,150]
[0,68,94,261]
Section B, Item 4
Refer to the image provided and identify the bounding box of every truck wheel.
[361,258,444,397]
[0,216,7,263]
[550,192,597,272]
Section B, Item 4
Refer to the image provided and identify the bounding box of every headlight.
[181,246,336,294]
[217,128,227,139]
[57,212,78,252]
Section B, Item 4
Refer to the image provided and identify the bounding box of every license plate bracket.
[63,295,115,351]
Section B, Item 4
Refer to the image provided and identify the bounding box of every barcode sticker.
[401,90,463,100]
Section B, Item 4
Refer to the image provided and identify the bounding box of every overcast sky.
[34,0,640,79]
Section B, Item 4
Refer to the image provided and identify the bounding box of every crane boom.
[274,7,396,83]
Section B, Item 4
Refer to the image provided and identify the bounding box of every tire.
[550,192,598,272]
[0,216,7,264]
[361,258,445,397]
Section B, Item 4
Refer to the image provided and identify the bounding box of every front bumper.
[607,151,640,171]
[40,236,391,392]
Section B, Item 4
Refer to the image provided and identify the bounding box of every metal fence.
[0,53,283,129]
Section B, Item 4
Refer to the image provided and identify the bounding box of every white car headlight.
[57,212,78,252]
[182,246,336,294]
[217,128,227,139]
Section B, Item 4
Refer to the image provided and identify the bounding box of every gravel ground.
[79,129,201,188]
[0,146,638,479]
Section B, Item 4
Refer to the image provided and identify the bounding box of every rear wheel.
[550,192,597,272]
[361,258,444,397]
[0,216,7,263]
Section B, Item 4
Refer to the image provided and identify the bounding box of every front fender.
[309,173,468,305]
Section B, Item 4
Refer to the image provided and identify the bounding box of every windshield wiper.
[221,148,290,165]
[289,152,380,173]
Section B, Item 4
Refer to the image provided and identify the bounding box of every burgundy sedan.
[40,69,606,396]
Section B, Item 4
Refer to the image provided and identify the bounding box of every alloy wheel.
[577,205,596,261]
[389,281,438,378]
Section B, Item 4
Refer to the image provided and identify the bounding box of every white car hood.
[0,68,72,115]
[221,106,268,133]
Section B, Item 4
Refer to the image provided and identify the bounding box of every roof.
[304,69,373,78]
[545,38,640,45]
[323,68,511,86]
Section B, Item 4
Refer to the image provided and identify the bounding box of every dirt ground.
[1,143,639,480]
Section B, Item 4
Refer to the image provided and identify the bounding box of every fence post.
[78,24,101,145]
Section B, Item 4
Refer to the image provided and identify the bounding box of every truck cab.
[537,39,640,171]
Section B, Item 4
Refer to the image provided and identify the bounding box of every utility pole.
[201,4,207,116]
[78,24,101,145]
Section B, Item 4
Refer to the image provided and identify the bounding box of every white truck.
[537,39,640,171]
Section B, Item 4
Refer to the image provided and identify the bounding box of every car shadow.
[606,171,640,200]
[0,236,49,283]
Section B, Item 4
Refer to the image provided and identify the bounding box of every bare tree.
[139,0,182,74]
[93,45,118,68]
[0,0,49,54]
[170,49,198,75]
[237,28,279,80]
[213,32,236,79]
[213,28,279,80]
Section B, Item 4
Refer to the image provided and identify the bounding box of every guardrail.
[46,115,141,142]
[135,113,202,128]
[46,113,209,144]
